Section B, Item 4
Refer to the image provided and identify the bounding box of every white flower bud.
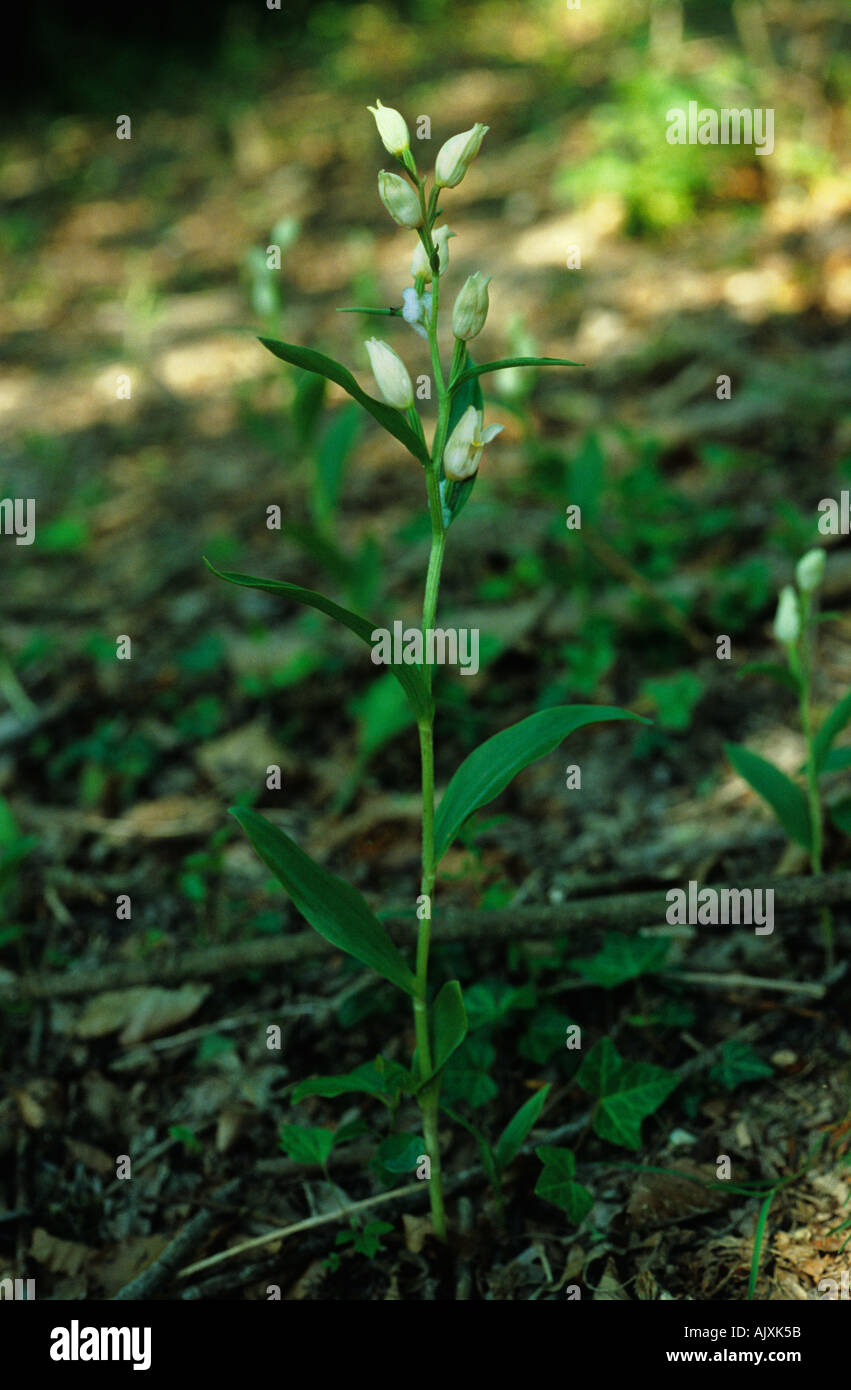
[435,123,489,189]
[377,171,422,229]
[443,405,503,482]
[365,338,414,410]
[795,548,825,594]
[410,226,454,282]
[367,100,410,158]
[452,272,491,341]
[773,585,801,646]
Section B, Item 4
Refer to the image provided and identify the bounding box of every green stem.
[409,183,453,1239]
[797,601,832,969]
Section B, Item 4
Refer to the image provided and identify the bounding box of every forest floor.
[1,3,850,1299]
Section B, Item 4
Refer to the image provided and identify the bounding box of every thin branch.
[2,871,848,1001]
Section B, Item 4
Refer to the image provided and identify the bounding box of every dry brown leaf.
[402,1212,433,1254]
[627,1160,729,1230]
[74,984,210,1044]
[13,1088,46,1129]
[30,1228,95,1278]
[97,796,221,842]
[94,1236,169,1297]
[65,1138,115,1175]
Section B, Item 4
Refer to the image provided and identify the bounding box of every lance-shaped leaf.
[494,1084,551,1176]
[434,705,646,862]
[431,980,467,1074]
[813,690,851,775]
[230,807,416,996]
[577,1037,679,1150]
[258,337,429,466]
[450,355,582,390]
[725,743,812,850]
[205,560,432,722]
[291,1056,414,1107]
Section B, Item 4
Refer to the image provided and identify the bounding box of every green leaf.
[829,797,851,834]
[291,1056,413,1106]
[518,1007,574,1064]
[371,1133,424,1177]
[534,1146,594,1222]
[292,371,327,447]
[259,337,429,466]
[452,355,583,389]
[441,1035,498,1109]
[440,346,484,527]
[494,1084,551,1175]
[577,1038,680,1150]
[813,690,851,775]
[463,980,535,1030]
[352,673,415,760]
[709,1040,773,1092]
[315,403,362,522]
[230,807,416,995]
[736,661,799,693]
[822,746,851,774]
[640,672,705,733]
[279,1123,336,1166]
[205,559,432,721]
[429,980,467,1078]
[435,706,646,861]
[725,743,812,850]
[570,933,669,989]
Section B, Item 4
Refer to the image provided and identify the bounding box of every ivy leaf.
[230,808,416,996]
[258,337,429,466]
[440,1035,498,1109]
[725,743,812,850]
[518,1006,575,1065]
[206,560,431,722]
[435,706,647,862]
[577,1038,680,1150]
[279,1124,336,1166]
[570,933,669,989]
[534,1146,594,1222]
[370,1133,424,1183]
[709,1041,773,1092]
[463,980,536,1030]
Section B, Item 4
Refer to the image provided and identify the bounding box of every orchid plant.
[727,548,851,971]
[208,102,645,1240]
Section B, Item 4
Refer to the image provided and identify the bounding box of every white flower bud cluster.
[773,549,827,649]
[363,102,502,482]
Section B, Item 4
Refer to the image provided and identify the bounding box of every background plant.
[727,549,850,969]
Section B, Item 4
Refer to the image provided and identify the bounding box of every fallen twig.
[2,870,848,1001]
